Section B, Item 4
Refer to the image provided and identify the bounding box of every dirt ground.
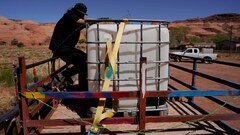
[169,57,240,131]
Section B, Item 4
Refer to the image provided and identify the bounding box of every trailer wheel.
[10,126,18,135]
[202,57,212,64]
[174,56,181,62]
[5,120,18,135]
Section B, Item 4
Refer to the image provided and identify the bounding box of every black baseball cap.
[74,3,87,16]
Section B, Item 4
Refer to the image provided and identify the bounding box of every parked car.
[170,48,218,63]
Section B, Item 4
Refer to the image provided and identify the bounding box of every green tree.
[212,33,229,43]
[170,27,190,47]
[223,24,233,40]
[187,37,204,43]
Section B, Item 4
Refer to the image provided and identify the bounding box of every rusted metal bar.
[43,100,58,121]
[24,114,240,129]
[138,57,147,133]
[17,56,62,135]
[25,117,135,127]
[30,98,52,117]
[26,64,68,92]
[27,75,51,91]
[26,56,58,69]
[18,57,30,135]
[29,98,58,133]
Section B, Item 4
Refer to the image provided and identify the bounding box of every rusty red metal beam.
[40,91,138,99]
[30,98,52,117]
[139,57,147,131]
[18,57,31,135]
[25,117,135,127]
[27,75,51,91]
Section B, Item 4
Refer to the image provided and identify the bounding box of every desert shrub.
[0,67,36,87]
[0,68,14,87]
[10,39,25,47]
[11,39,18,46]
[0,41,6,45]
[17,42,25,47]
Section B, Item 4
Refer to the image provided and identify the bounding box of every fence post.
[191,59,197,87]
[189,59,198,102]
[138,57,147,134]
[18,57,30,135]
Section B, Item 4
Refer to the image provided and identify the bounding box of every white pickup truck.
[170,48,218,63]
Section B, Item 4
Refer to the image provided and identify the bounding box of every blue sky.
[0,0,240,23]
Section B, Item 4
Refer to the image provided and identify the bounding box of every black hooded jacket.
[49,9,85,52]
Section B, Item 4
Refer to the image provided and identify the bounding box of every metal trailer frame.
[0,19,240,135]
[14,56,240,135]
[168,54,240,133]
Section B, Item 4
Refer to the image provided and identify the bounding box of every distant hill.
[0,13,240,46]
[169,13,240,39]
[0,16,55,46]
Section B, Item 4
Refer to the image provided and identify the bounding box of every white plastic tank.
[87,22,169,110]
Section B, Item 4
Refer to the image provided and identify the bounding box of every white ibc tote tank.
[87,20,169,111]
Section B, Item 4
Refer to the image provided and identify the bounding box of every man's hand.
[77,18,85,24]
[84,18,96,26]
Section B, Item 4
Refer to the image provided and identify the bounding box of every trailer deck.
[40,100,228,134]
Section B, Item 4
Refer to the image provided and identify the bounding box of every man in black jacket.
[49,3,88,91]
